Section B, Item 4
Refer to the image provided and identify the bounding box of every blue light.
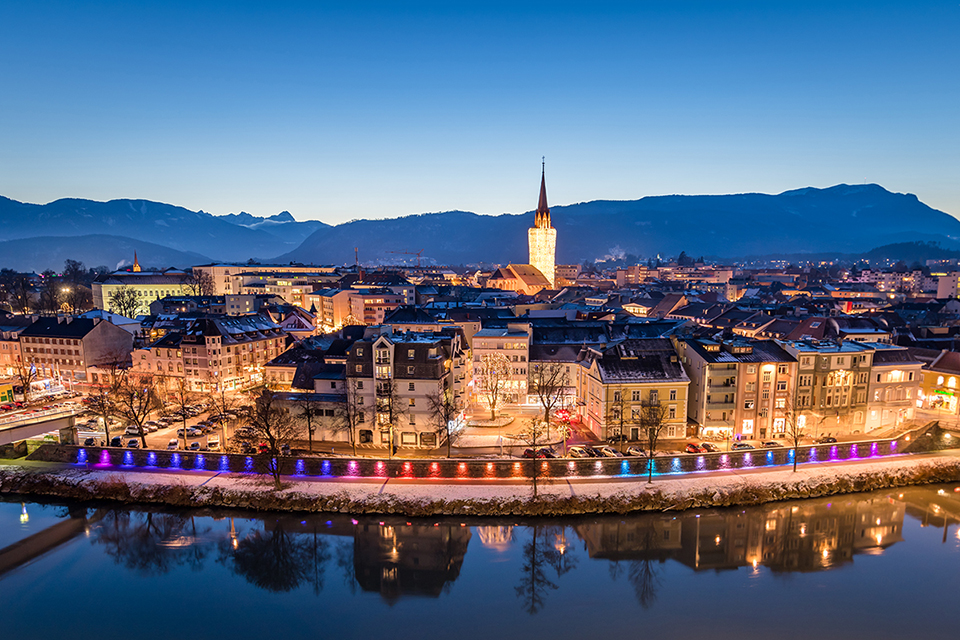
[146,452,157,467]
[321,459,332,476]
[671,457,681,473]
[170,453,181,468]
[295,459,306,476]
[742,452,752,467]
[122,450,134,466]
[244,456,255,473]
[695,455,706,471]
[219,455,230,472]
[195,454,205,470]
[620,459,630,476]
[766,450,774,464]
[76,448,87,464]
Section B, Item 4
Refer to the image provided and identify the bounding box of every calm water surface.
[2,484,959,640]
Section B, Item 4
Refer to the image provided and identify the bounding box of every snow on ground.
[4,451,960,513]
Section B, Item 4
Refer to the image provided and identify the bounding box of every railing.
[0,408,77,428]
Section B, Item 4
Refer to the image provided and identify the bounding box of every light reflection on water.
[1,484,959,639]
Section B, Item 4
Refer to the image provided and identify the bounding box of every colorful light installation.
[76,448,87,464]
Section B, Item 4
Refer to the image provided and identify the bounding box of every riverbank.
[3,452,960,516]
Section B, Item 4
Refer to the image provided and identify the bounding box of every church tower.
[527,161,556,288]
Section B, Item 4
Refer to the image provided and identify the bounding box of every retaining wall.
[27,422,957,481]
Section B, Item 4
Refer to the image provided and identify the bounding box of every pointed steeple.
[536,158,551,229]
[132,251,141,272]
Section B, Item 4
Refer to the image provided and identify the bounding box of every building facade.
[527,165,556,289]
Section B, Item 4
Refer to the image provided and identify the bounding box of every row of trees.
[0,260,103,314]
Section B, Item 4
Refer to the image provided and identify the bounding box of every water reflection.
[4,485,959,619]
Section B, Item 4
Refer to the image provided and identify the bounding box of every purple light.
[829,445,839,460]
[98,450,111,465]
[849,444,859,459]
[719,453,729,469]
[891,440,898,451]
[348,460,359,477]
[870,442,879,457]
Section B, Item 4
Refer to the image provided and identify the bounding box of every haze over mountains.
[0,184,956,272]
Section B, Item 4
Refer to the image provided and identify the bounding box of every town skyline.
[1,1,957,222]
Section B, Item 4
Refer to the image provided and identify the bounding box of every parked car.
[761,441,783,448]
[596,446,624,458]
[568,446,591,458]
[124,425,141,436]
[685,443,705,454]
[700,442,721,453]
[188,441,201,451]
[207,438,221,452]
[280,443,291,456]
[0,404,12,411]
[241,442,256,454]
[606,434,628,444]
[126,439,140,448]
[732,442,755,450]
[167,439,179,450]
[110,436,123,447]
[186,427,203,438]
[625,446,646,457]
[816,436,838,444]
[82,437,97,446]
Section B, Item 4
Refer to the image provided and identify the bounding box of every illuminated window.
[950,377,957,389]
[938,376,944,386]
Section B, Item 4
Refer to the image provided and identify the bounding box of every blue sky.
[1,1,957,223]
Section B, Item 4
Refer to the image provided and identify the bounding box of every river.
[2,484,959,639]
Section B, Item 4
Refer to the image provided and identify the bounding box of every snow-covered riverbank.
[3,453,960,516]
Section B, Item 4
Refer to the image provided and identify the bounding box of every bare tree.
[782,396,805,472]
[88,355,128,445]
[477,352,511,420]
[206,380,245,453]
[111,372,162,448]
[640,398,669,483]
[181,270,216,297]
[9,274,34,314]
[529,361,569,441]
[162,375,200,450]
[606,385,633,453]
[109,285,142,318]
[12,356,38,404]
[516,417,549,497]
[242,385,300,489]
[293,393,324,453]
[334,379,368,456]
[374,378,407,457]
[38,270,62,314]
[426,380,464,458]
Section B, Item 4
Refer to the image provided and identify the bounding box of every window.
[330,381,337,389]
[759,408,768,417]
[776,381,787,391]
[409,414,416,425]
[762,371,771,382]
[747,365,757,374]
[761,389,770,400]
[407,366,414,375]
[746,382,756,392]
[614,391,622,402]
[357,381,363,389]
[356,348,364,356]
[668,405,676,419]
[908,371,914,381]
[408,398,416,407]
[669,389,677,401]
[650,390,659,404]
[356,364,362,372]
[778,364,788,375]
[408,382,415,391]
[744,400,755,410]
[950,377,957,389]
[938,376,945,386]
[774,398,786,409]
[408,349,415,360]
[877,374,882,383]
[632,390,641,402]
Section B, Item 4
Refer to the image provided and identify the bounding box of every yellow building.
[577,338,690,442]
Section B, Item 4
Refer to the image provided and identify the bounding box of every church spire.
[132,251,141,272]
[536,157,551,228]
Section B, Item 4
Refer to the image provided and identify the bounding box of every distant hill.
[277,184,960,265]
[0,234,211,272]
[1,184,957,271]
[0,196,326,263]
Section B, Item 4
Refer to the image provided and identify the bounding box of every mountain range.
[0,184,957,272]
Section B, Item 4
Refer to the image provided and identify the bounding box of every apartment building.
[472,323,532,408]
[133,314,286,392]
[864,344,921,432]
[19,317,134,387]
[346,329,465,448]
